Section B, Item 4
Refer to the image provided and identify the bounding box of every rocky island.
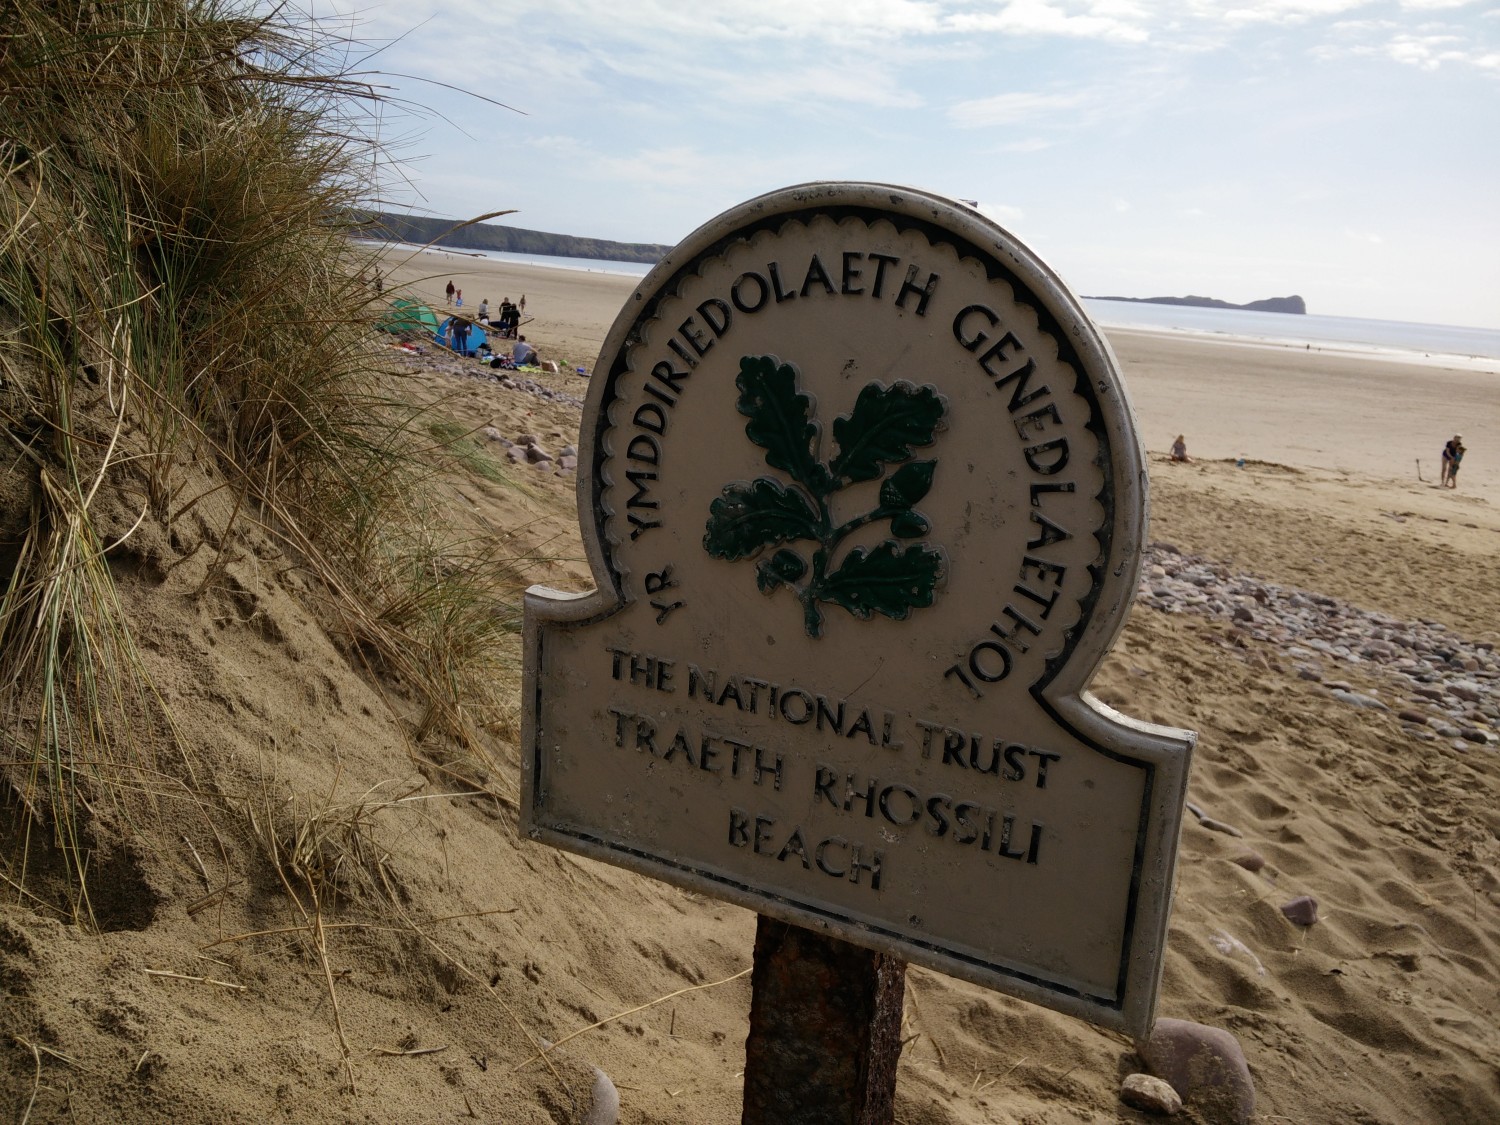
[1086,293,1307,314]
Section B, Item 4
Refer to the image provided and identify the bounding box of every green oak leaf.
[735,355,832,495]
[888,511,930,539]
[756,549,808,593]
[816,541,945,622]
[830,382,946,483]
[880,459,936,510]
[704,478,820,561]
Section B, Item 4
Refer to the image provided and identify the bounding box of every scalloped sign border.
[523,183,1194,1037]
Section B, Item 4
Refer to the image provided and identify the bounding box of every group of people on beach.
[478,295,524,338]
[437,281,538,366]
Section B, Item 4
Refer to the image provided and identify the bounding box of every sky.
[319,1,1500,329]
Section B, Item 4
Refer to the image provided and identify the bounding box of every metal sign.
[522,182,1194,1037]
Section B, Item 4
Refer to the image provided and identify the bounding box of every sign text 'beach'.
[522,183,1194,1036]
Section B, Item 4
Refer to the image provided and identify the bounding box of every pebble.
[1280,896,1320,926]
[1138,1018,1255,1124]
[586,1066,620,1125]
[1139,544,1498,746]
[1331,689,1388,711]
[1229,852,1266,873]
[1120,1072,1182,1115]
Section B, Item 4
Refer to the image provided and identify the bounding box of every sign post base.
[742,916,906,1125]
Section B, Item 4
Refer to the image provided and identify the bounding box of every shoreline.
[1102,324,1500,375]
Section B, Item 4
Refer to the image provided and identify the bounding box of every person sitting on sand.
[512,335,538,366]
[1442,435,1464,488]
[1170,434,1191,463]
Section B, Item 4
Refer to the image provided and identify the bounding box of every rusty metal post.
[741,915,907,1125]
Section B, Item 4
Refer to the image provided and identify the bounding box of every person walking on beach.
[445,280,455,305]
[1441,435,1465,488]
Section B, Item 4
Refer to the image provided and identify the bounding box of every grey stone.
[585,1066,620,1125]
[1280,895,1319,926]
[1229,852,1265,873]
[1138,1018,1255,1124]
[525,445,553,463]
[1120,1072,1182,1115]
[1331,689,1388,711]
[1397,710,1429,725]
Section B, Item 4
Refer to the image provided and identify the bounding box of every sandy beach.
[6,244,1499,1123]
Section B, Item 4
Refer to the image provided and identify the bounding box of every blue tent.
[437,317,488,357]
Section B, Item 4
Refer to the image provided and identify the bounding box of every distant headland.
[362,212,671,265]
[1085,293,1307,315]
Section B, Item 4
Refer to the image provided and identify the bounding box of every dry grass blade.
[512,968,753,1073]
[13,1035,42,1125]
[142,967,249,991]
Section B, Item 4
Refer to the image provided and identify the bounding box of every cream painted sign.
[522,183,1194,1036]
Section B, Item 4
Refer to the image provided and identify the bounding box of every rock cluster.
[484,431,578,474]
[1137,543,1499,750]
[390,348,586,408]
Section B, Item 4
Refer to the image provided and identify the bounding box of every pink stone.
[1280,895,1319,926]
[1138,1018,1255,1124]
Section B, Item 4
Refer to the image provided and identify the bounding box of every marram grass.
[0,0,524,916]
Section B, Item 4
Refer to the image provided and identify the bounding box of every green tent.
[377,297,439,336]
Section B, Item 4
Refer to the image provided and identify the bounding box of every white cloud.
[946,0,1152,42]
[948,89,1091,127]
[1217,1,1368,26]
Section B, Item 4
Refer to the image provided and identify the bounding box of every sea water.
[1080,299,1500,365]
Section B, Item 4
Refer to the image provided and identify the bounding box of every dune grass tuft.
[0,1,525,915]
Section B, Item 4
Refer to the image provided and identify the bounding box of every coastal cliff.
[365,211,671,264]
[1087,293,1307,314]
